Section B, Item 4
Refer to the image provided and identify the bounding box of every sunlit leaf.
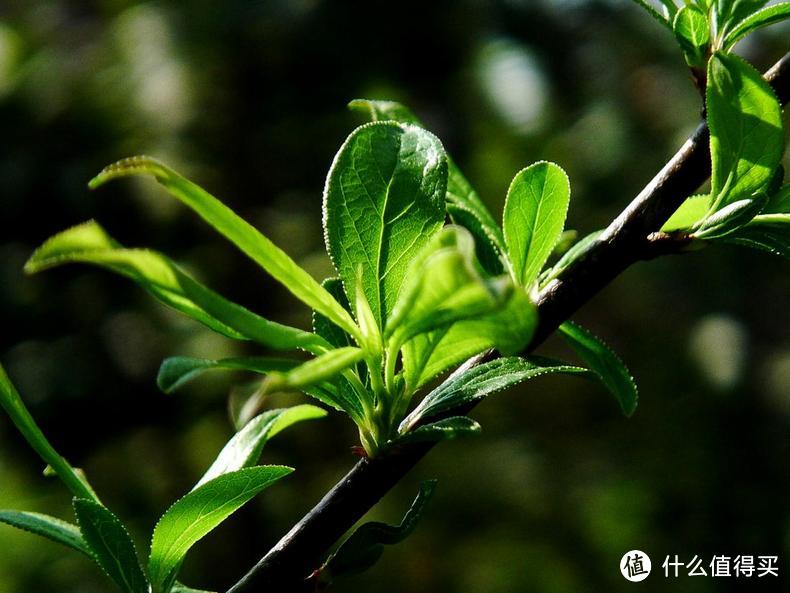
[26,221,328,353]
[503,161,571,288]
[558,322,639,416]
[349,98,506,274]
[661,194,711,232]
[724,2,790,49]
[539,230,603,287]
[265,347,365,393]
[673,5,710,67]
[89,157,360,340]
[323,122,447,328]
[196,405,325,487]
[693,194,768,238]
[148,466,292,593]
[707,53,783,209]
[0,510,91,556]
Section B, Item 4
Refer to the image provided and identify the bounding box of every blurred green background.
[1,1,788,592]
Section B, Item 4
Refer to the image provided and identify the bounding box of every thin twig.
[226,52,790,593]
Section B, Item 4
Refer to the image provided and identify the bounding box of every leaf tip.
[89,156,171,190]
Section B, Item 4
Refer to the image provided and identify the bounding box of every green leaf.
[323,122,448,328]
[171,584,214,593]
[402,356,590,431]
[196,405,325,487]
[349,98,505,275]
[265,347,365,394]
[539,230,603,287]
[716,0,770,38]
[503,161,571,288]
[673,5,711,67]
[558,322,639,416]
[149,466,292,593]
[693,194,768,238]
[0,510,91,556]
[724,3,790,49]
[394,416,481,445]
[401,284,538,391]
[157,356,300,393]
[765,183,790,215]
[0,363,98,501]
[89,157,360,341]
[321,480,437,579]
[26,221,328,354]
[387,227,507,347]
[627,0,673,30]
[73,499,149,593]
[661,194,711,232]
[707,53,784,210]
[312,278,355,349]
[722,214,790,258]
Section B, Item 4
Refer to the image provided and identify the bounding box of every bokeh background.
[1,1,788,592]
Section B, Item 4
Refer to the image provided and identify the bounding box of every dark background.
[0,1,788,592]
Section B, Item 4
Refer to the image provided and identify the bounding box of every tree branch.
[226,52,790,593]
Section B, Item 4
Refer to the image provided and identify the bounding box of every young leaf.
[0,364,98,502]
[503,161,571,288]
[26,221,329,354]
[0,510,91,556]
[323,122,448,328]
[171,585,214,593]
[558,322,639,416]
[661,194,711,232]
[402,356,590,431]
[149,466,293,593]
[312,278,355,349]
[386,227,506,347]
[73,499,149,593]
[394,416,481,445]
[715,0,771,38]
[673,5,710,67]
[539,230,603,287]
[724,2,790,49]
[264,347,365,394]
[349,98,506,275]
[401,284,538,390]
[707,53,783,210]
[89,157,360,340]
[196,405,325,487]
[722,215,790,258]
[157,356,301,394]
[321,480,437,580]
[627,0,673,31]
[693,194,768,238]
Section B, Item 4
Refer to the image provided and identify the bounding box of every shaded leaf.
[149,466,292,593]
[323,122,447,328]
[394,416,481,445]
[503,161,571,288]
[321,480,437,579]
[402,356,590,431]
[73,499,149,593]
[0,363,98,501]
[558,322,639,416]
[722,214,790,258]
[539,230,603,287]
[157,356,300,394]
[89,157,359,340]
[0,510,91,556]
